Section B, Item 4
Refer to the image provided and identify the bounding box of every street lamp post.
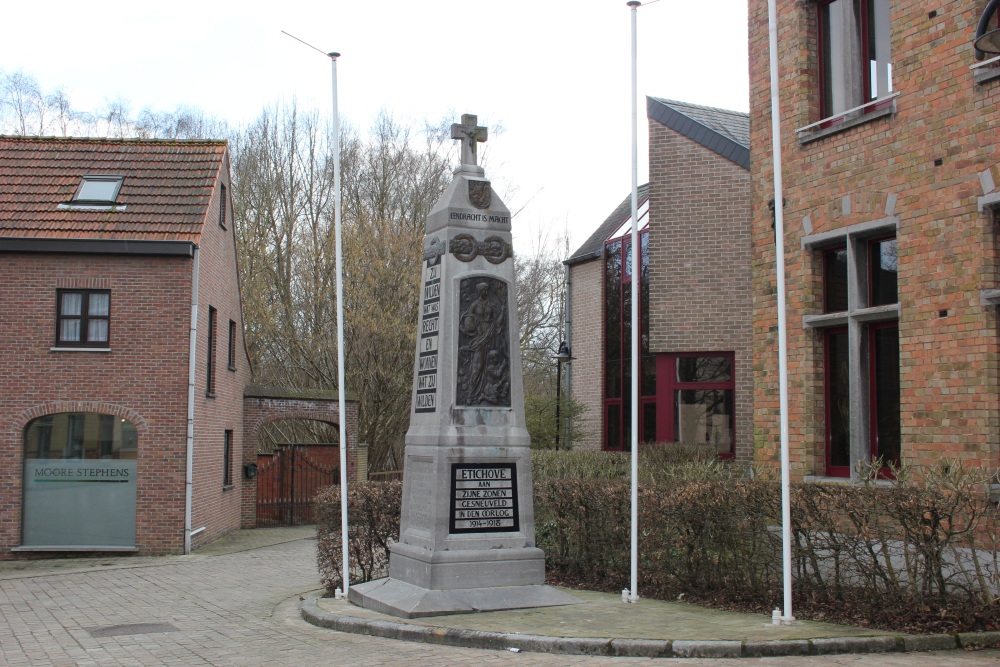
[553,341,575,450]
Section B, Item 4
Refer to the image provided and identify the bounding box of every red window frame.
[868,322,900,475]
[603,229,653,451]
[824,327,851,477]
[867,234,898,307]
[823,245,848,313]
[816,0,892,124]
[655,352,736,459]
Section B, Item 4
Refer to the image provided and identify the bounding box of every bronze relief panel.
[456,277,511,407]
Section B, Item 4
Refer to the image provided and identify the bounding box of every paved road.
[1,529,998,666]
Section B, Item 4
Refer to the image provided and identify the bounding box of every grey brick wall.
[647,121,754,462]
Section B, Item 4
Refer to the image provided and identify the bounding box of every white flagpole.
[765,0,794,622]
[328,51,351,599]
[627,0,640,605]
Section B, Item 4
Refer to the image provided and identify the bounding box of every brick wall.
[749,0,1000,476]
[0,253,192,556]
[190,161,253,550]
[647,122,754,462]
[0,152,258,557]
[567,259,604,451]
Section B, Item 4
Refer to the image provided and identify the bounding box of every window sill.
[797,104,896,145]
[206,392,216,399]
[50,346,112,353]
[222,484,234,492]
[12,545,137,552]
[974,65,1000,86]
[803,312,849,329]
[803,303,898,330]
[228,365,236,372]
[804,475,894,487]
[803,475,852,485]
[854,303,900,323]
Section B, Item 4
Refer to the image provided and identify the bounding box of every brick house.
[0,136,357,557]
[565,98,753,460]
[748,0,1000,479]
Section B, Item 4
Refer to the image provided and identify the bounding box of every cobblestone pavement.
[1,528,998,666]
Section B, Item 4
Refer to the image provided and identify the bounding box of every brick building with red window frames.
[565,98,753,460]
[0,137,358,558]
[749,0,1000,479]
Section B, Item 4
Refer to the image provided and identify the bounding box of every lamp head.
[553,341,575,362]
[976,29,1000,55]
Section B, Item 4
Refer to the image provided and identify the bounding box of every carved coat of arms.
[468,180,492,210]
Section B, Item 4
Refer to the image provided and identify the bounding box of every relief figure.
[457,278,511,406]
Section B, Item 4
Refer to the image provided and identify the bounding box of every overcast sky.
[0,0,749,253]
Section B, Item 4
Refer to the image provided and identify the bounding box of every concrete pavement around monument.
[1,526,999,666]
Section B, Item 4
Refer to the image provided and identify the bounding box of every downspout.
[185,246,201,554]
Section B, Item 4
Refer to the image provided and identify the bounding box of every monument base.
[350,542,580,618]
[388,541,546,589]
[349,577,580,619]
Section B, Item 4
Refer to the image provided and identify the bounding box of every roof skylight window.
[73,175,123,203]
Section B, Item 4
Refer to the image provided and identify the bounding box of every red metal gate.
[256,445,339,527]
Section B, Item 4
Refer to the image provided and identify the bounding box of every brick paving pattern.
[1,527,998,666]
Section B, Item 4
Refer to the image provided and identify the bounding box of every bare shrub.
[313,453,1000,631]
[315,481,401,592]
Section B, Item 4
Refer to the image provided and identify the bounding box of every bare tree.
[231,102,337,392]
[516,227,569,376]
[231,105,453,472]
[46,88,78,137]
[513,227,587,448]
[0,70,227,140]
[0,70,47,135]
[135,106,229,140]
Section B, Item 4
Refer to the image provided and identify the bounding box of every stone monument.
[349,115,579,618]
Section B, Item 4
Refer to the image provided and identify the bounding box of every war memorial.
[349,115,578,618]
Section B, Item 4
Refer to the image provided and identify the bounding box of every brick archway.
[241,386,358,528]
[13,401,149,440]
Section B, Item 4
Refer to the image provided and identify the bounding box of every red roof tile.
[0,136,227,243]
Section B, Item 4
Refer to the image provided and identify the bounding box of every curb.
[300,597,996,658]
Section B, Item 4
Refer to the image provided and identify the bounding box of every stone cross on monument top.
[451,114,487,167]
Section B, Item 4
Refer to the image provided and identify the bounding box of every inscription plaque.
[449,463,519,534]
[416,260,441,413]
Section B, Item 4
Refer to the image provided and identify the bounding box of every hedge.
[315,449,1000,632]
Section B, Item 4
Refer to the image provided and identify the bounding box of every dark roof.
[0,136,227,243]
[647,97,750,169]
[565,183,649,266]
